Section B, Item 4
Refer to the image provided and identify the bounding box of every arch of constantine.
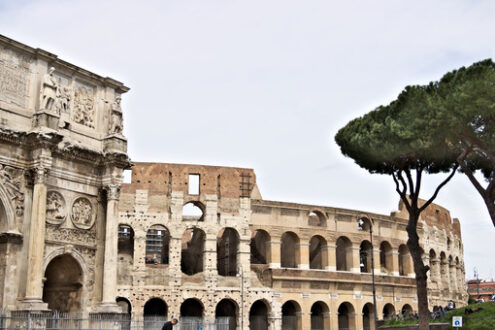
[0,35,467,329]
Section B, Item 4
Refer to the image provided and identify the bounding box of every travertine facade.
[0,35,466,329]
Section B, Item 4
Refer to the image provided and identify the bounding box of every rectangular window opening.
[188,174,200,195]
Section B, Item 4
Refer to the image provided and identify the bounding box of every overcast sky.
[1,0,494,280]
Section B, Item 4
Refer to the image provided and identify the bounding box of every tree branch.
[457,149,487,199]
[419,164,459,213]
[394,170,411,212]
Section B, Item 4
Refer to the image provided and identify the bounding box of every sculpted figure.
[40,67,58,111]
[109,95,123,134]
[72,197,93,227]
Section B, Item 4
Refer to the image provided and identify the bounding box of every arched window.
[282,301,301,330]
[249,300,269,330]
[215,299,238,330]
[217,228,240,276]
[360,240,373,273]
[281,232,300,268]
[401,304,413,317]
[336,236,352,271]
[181,298,204,327]
[116,297,132,314]
[181,228,205,275]
[146,225,170,265]
[309,235,327,269]
[308,211,327,226]
[144,298,168,329]
[310,301,329,330]
[118,225,134,285]
[380,241,393,274]
[42,254,82,313]
[382,303,395,320]
[362,303,375,330]
[338,302,356,330]
[250,230,271,264]
[182,202,204,221]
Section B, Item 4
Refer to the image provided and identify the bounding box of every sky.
[1,0,494,280]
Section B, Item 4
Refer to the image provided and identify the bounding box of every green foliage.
[384,302,495,330]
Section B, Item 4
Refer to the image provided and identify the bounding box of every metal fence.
[0,312,230,330]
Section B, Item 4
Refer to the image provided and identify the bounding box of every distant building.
[467,280,495,302]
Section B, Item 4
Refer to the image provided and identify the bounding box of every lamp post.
[359,218,378,330]
[237,265,244,329]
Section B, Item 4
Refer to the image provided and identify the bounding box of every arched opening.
[338,302,356,330]
[358,217,372,232]
[380,241,393,274]
[281,232,300,268]
[249,300,269,330]
[145,225,170,265]
[42,254,82,312]
[181,298,203,327]
[362,303,374,330]
[182,202,204,221]
[360,240,373,273]
[310,301,329,330]
[144,298,167,329]
[429,249,437,284]
[181,228,205,275]
[456,257,462,291]
[116,297,132,314]
[401,304,413,317]
[250,230,271,264]
[398,244,412,276]
[309,235,328,270]
[448,255,456,291]
[118,224,134,285]
[282,300,301,330]
[447,237,451,250]
[217,228,240,276]
[382,303,395,320]
[215,299,237,330]
[308,210,327,226]
[336,236,352,271]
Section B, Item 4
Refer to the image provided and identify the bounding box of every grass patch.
[383,301,495,329]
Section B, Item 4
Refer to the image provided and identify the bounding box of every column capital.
[105,184,121,201]
[33,167,49,185]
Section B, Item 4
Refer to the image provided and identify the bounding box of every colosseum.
[0,34,467,329]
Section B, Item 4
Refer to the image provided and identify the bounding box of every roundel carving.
[46,191,66,225]
[71,197,94,229]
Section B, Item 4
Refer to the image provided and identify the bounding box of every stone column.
[326,245,336,271]
[98,185,121,313]
[21,168,49,310]
[269,241,281,268]
[351,245,361,273]
[298,243,309,269]
[373,249,381,275]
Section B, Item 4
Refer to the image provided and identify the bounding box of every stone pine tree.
[335,85,459,328]
[435,59,495,228]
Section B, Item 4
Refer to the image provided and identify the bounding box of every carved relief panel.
[0,165,25,219]
[71,197,95,229]
[0,46,32,109]
[46,191,66,225]
[72,82,96,129]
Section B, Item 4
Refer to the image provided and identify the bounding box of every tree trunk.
[483,195,495,228]
[406,212,429,329]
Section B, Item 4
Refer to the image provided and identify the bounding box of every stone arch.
[401,304,413,317]
[42,253,83,312]
[360,240,373,273]
[362,302,375,330]
[181,298,204,326]
[336,236,353,271]
[382,303,395,320]
[145,224,170,265]
[308,210,327,226]
[398,244,412,276]
[379,241,393,274]
[217,227,240,276]
[358,216,372,232]
[310,301,330,330]
[250,229,271,264]
[281,231,300,268]
[309,235,327,269]
[118,224,134,285]
[249,299,270,330]
[282,300,301,330]
[338,302,356,329]
[181,228,205,275]
[182,201,205,221]
[116,297,132,314]
[215,298,238,330]
[144,297,168,317]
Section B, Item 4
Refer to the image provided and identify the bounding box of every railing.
[0,312,230,330]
